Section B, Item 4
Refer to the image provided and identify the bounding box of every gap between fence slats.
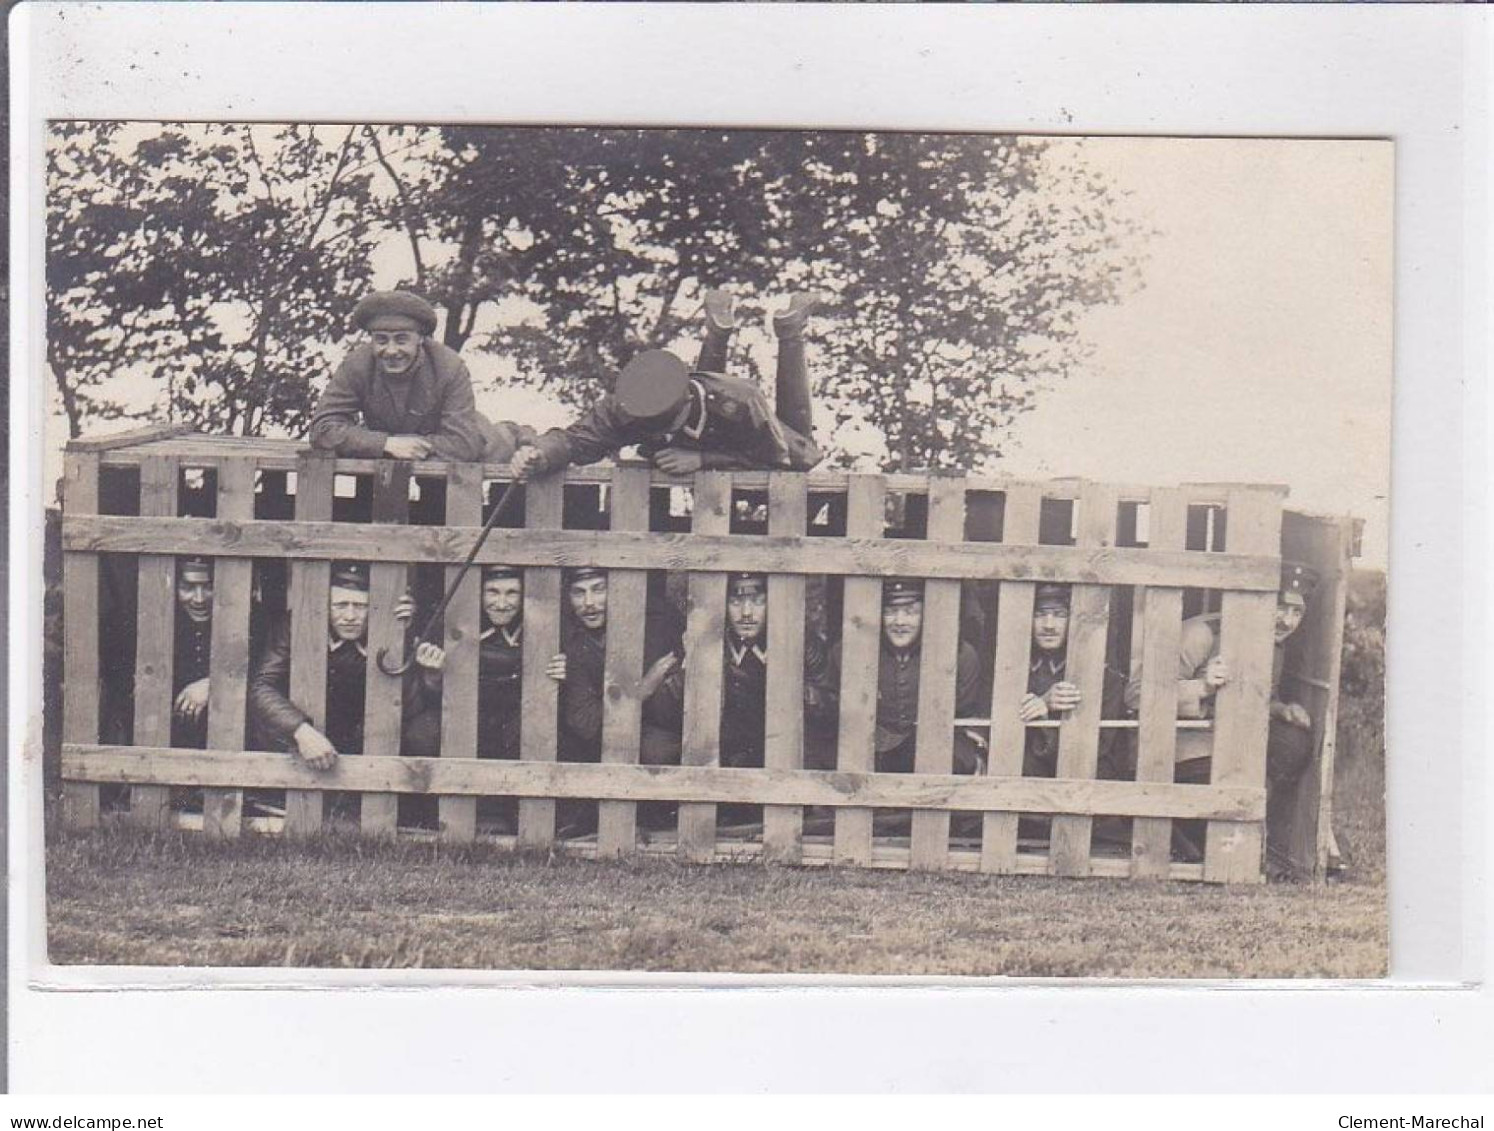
[202,458,255,840]
[982,484,1043,873]
[678,472,731,863]
[438,463,483,843]
[598,466,652,857]
[62,452,102,830]
[518,475,564,849]
[1132,488,1188,878]
[127,454,179,829]
[764,474,808,864]
[832,475,886,867]
[1050,483,1119,877]
[285,454,334,835]
[64,516,1282,592]
[910,477,967,871]
[1205,488,1282,883]
[359,462,413,835]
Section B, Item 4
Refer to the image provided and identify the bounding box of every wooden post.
[127,454,179,829]
[981,484,1043,873]
[1131,488,1188,878]
[518,475,564,850]
[598,466,652,858]
[763,473,808,864]
[438,463,483,843]
[832,475,886,867]
[909,477,966,871]
[202,459,256,839]
[1204,487,1282,883]
[1050,482,1118,876]
[62,451,102,829]
[361,461,413,835]
[285,454,334,835]
[678,472,730,863]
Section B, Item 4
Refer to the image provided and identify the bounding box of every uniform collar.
[1031,653,1065,676]
[329,637,367,658]
[670,380,707,442]
[480,624,523,648]
[728,638,768,667]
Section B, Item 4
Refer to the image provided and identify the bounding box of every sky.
[47,132,1393,565]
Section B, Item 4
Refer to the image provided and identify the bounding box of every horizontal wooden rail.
[63,515,1281,590]
[953,718,1214,730]
[64,745,1265,821]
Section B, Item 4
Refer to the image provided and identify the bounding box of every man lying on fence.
[819,578,984,775]
[717,572,837,770]
[1123,560,1320,873]
[308,289,537,463]
[509,291,824,477]
[248,562,442,780]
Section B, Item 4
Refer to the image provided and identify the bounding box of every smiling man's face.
[367,315,423,378]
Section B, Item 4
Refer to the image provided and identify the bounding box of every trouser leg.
[773,329,814,439]
[696,327,732,374]
[1265,718,1315,873]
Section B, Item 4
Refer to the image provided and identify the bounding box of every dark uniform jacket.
[558,608,686,762]
[170,614,214,750]
[825,636,983,764]
[308,340,534,463]
[1024,651,1132,780]
[718,632,836,768]
[532,373,821,472]
[249,619,372,755]
[477,623,524,760]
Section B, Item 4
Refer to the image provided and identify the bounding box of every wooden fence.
[56,429,1353,883]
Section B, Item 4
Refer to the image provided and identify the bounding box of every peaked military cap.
[883,578,924,605]
[482,564,524,582]
[614,350,692,430]
[176,555,214,577]
[565,565,608,585]
[727,572,768,597]
[1279,560,1319,604]
[352,290,438,335]
[1034,582,1071,608]
[330,562,370,592]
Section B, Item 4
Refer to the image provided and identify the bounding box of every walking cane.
[375,477,527,677]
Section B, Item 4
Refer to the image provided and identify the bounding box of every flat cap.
[352,290,438,335]
[614,350,691,430]
[1279,560,1319,603]
[330,562,370,592]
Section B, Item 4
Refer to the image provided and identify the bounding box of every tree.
[46,123,381,438]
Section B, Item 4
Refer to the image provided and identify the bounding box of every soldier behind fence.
[248,563,442,785]
[169,555,216,752]
[717,572,836,770]
[821,578,984,775]
[510,291,823,478]
[1123,560,1320,871]
[308,289,537,463]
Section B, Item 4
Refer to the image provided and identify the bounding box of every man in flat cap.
[821,578,984,775]
[716,572,836,770]
[1124,560,1321,869]
[249,562,442,779]
[547,565,686,769]
[509,292,823,478]
[308,289,535,463]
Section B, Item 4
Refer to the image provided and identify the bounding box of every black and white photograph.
[37,120,1392,979]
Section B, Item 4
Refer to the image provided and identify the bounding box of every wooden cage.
[56,428,1358,883]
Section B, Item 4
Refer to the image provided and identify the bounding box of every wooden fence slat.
[598,466,652,857]
[66,423,194,452]
[357,462,414,835]
[62,451,102,829]
[65,516,1283,592]
[678,472,731,863]
[128,454,180,829]
[1050,483,1119,876]
[763,474,808,863]
[910,478,967,871]
[438,463,483,843]
[518,475,564,849]
[285,454,334,835]
[65,745,1266,820]
[1132,489,1188,878]
[202,459,255,840]
[1205,488,1282,883]
[981,484,1043,873]
[832,475,886,866]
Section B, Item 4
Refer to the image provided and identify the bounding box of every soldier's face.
[176,569,213,624]
[368,316,423,378]
[882,598,924,650]
[329,586,370,642]
[1275,596,1305,644]
[726,582,767,644]
[482,577,523,630]
[1031,602,1070,653]
[568,576,608,630]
